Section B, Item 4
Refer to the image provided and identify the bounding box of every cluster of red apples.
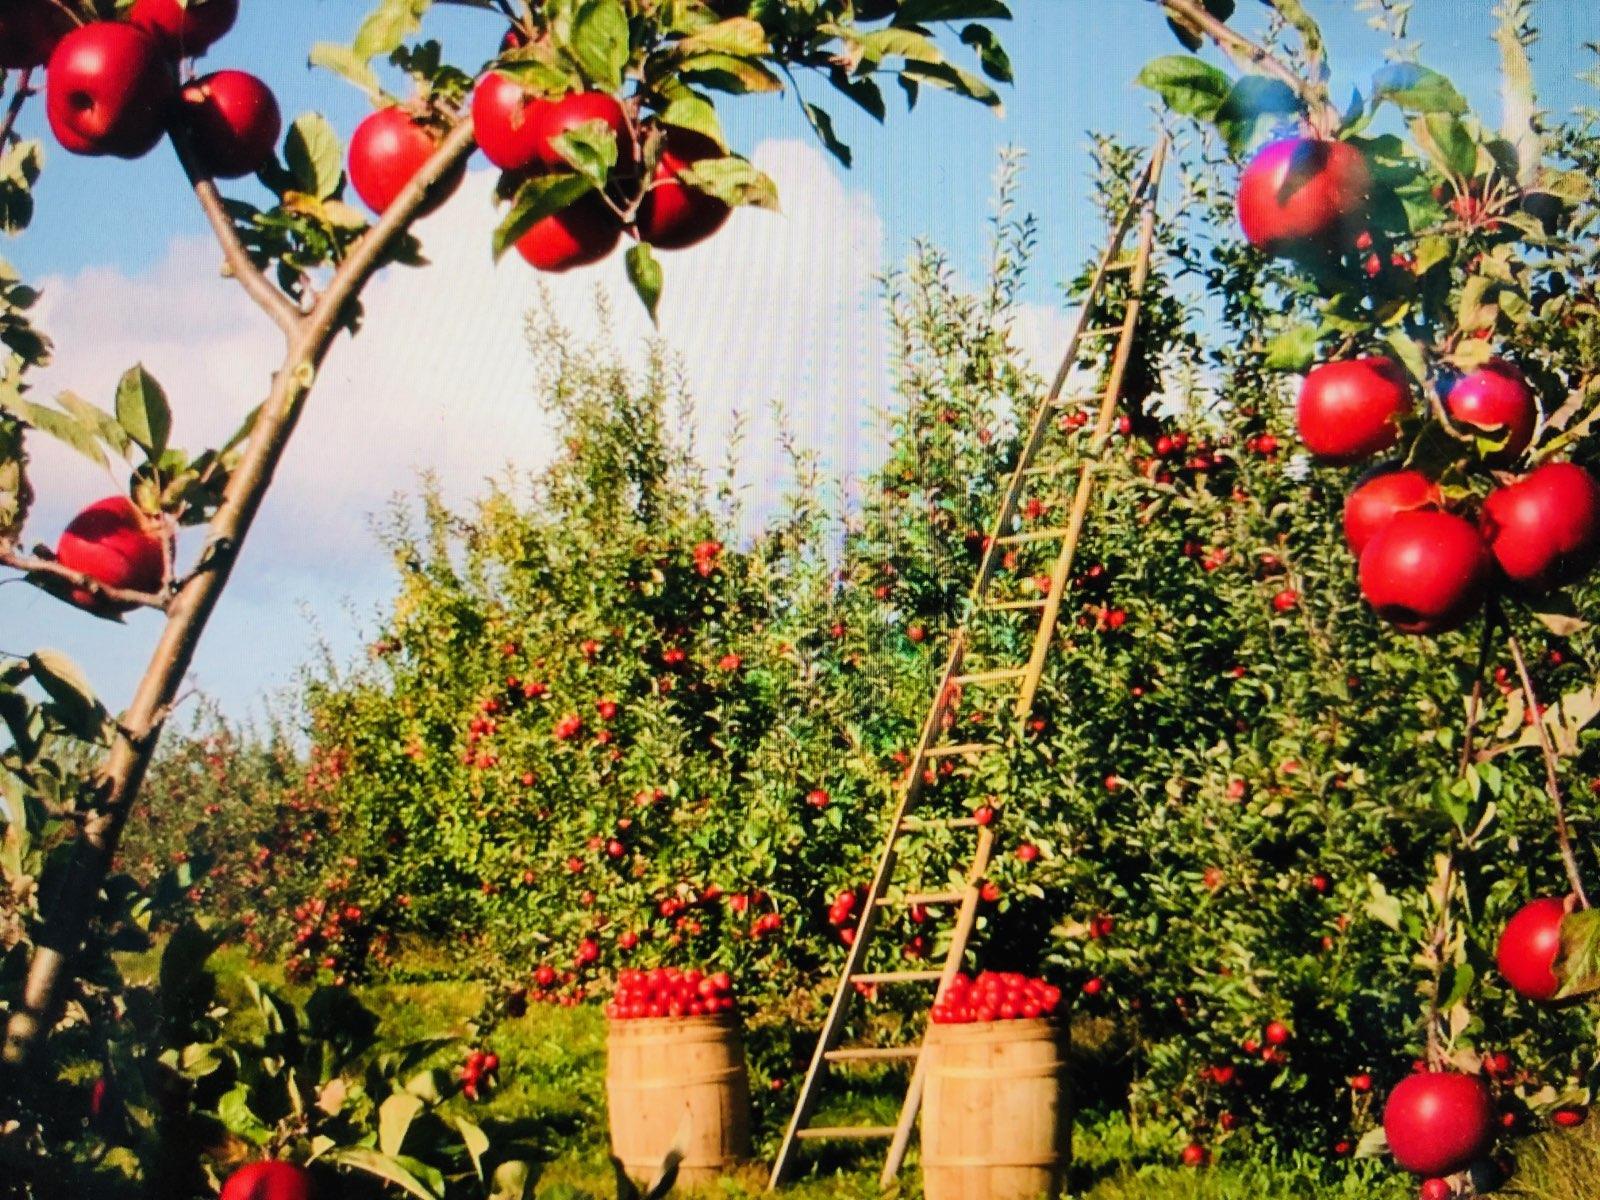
[1241,135,1593,1195]
[348,40,732,271]
[11,0,282,179]
[929,971,1062,1024]
[1239,136,1600,637]
[605,967,738,1020]
[217,1160,314,1200]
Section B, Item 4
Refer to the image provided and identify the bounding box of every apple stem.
[1154,0,1341,136]
[1,117,482,1069]
[1506,631,1590,909]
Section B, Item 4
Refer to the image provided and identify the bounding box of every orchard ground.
[127,940,1600,1200]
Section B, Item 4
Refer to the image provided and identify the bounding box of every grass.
[120,948,1593,1199]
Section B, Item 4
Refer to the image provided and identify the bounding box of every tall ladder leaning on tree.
[767,134,1169,1192]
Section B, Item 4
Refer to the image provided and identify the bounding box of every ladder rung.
[796,1125,897,1141]
[876,890,964,907]
[852,970,943,985]
[823,1046,921,1063]
[953,668,1026,685]
[897,816,980,832]
[923,742,1001,759]
[1021,463,1073,476]
[1050,393,1100,407]
[995,527,1071,546]
[1105,257,1137,272]
[1082,324,1124,338]
[985,598,1048,612]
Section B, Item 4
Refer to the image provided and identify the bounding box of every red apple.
[1237,137,1373,259]
[1480,462,1600,593]
[474,78,629,174]
[1358,510,1492,635]
[55,496,165,615]
[1446,360,1537,462]
[1297,357,1412,464]
[45,23,175,159]
[219,1160,316,1200]
[129,0,238,57]
[1419,1180,1453,1200]
[0,0,73,70]
[1496,897,1567,1003]
[348,107,463,216]
[635,129,730,251]
[1344,466,1442,556]
[180,70,280,179]
[1382,1071,1495,1177]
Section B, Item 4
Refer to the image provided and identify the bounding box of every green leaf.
[1263,324,1318,372]
[1413,113,1476,178]
[488,1161,533,1200]
[550,119,619,189]
[326,1148,445,1200]
[1371,63,1467,115]
[0,394,108,469]
[28,649,110,740]
[285,114,345,201]
[895,0,1011,20]
[567,0,631,90]
[1439,962,1475,1009]
[676,156,779,210]
[1135,55,1231,120]
[55,391,131,459]
[216,1084,272,1144]
[1384,330,1428,384]
[455,1117,491,1180]
[1214,75,1300,155]
[658,95,726,149]
[676,17,768,57]
[959,23,1012,84]
[308,43,383,100]
[802,103,851,167]
[625,244,663,325]
[352,0,430,63]
[1555,907,1600,1000]
[491,174,596,261]
[676,52,783,94]
[379,1092,425,1156]
[115,365,172,458]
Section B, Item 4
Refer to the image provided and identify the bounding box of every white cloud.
[5,139,932,712]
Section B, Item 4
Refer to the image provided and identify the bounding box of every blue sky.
[5,1,1598,724]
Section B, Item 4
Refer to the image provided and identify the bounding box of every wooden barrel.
[606,1014,752,1186]
[921,1019,1069,1200]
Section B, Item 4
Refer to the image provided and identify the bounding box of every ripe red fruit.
[219,1160,315,1200]
[1180,1142,1210,1168]
[514,193,622,272]
[635,130,730,250]
[1481,462,1600,593]
[0,1,72,69]
[1297,357,1412,464]
[974,804,997,826]
[1272,589,1298,613]
[1446,360,1536,462]
[474,78,630,174]
[1358,510,1492,634]
[1344,466,1442,556]
[46,23,175,159]
[1553,1106,1586,1128]
[55,497,165,615]
[129,0,239,57]
[180,70,280,179]
[1015,842,1040,863]
[1382,1072,1495,1177]
[1352,1072,1373,1093]
[1419,1180,1453,1200]
[1237,137,1373,259]
[348,108,464,216]
[1496,897,1567,1002]
[532,90,628,172]
[1263,1020,1291,1046]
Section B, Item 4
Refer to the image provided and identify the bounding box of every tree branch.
[1507,631,1590,909]
[0,70,36,149]
[0,549,169,612]
[1156,0,1341,135]
[171,133,302,337]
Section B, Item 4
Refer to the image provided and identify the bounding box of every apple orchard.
[5,1,1600,1199]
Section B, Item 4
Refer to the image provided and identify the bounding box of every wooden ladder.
[766,134,1169,1192]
